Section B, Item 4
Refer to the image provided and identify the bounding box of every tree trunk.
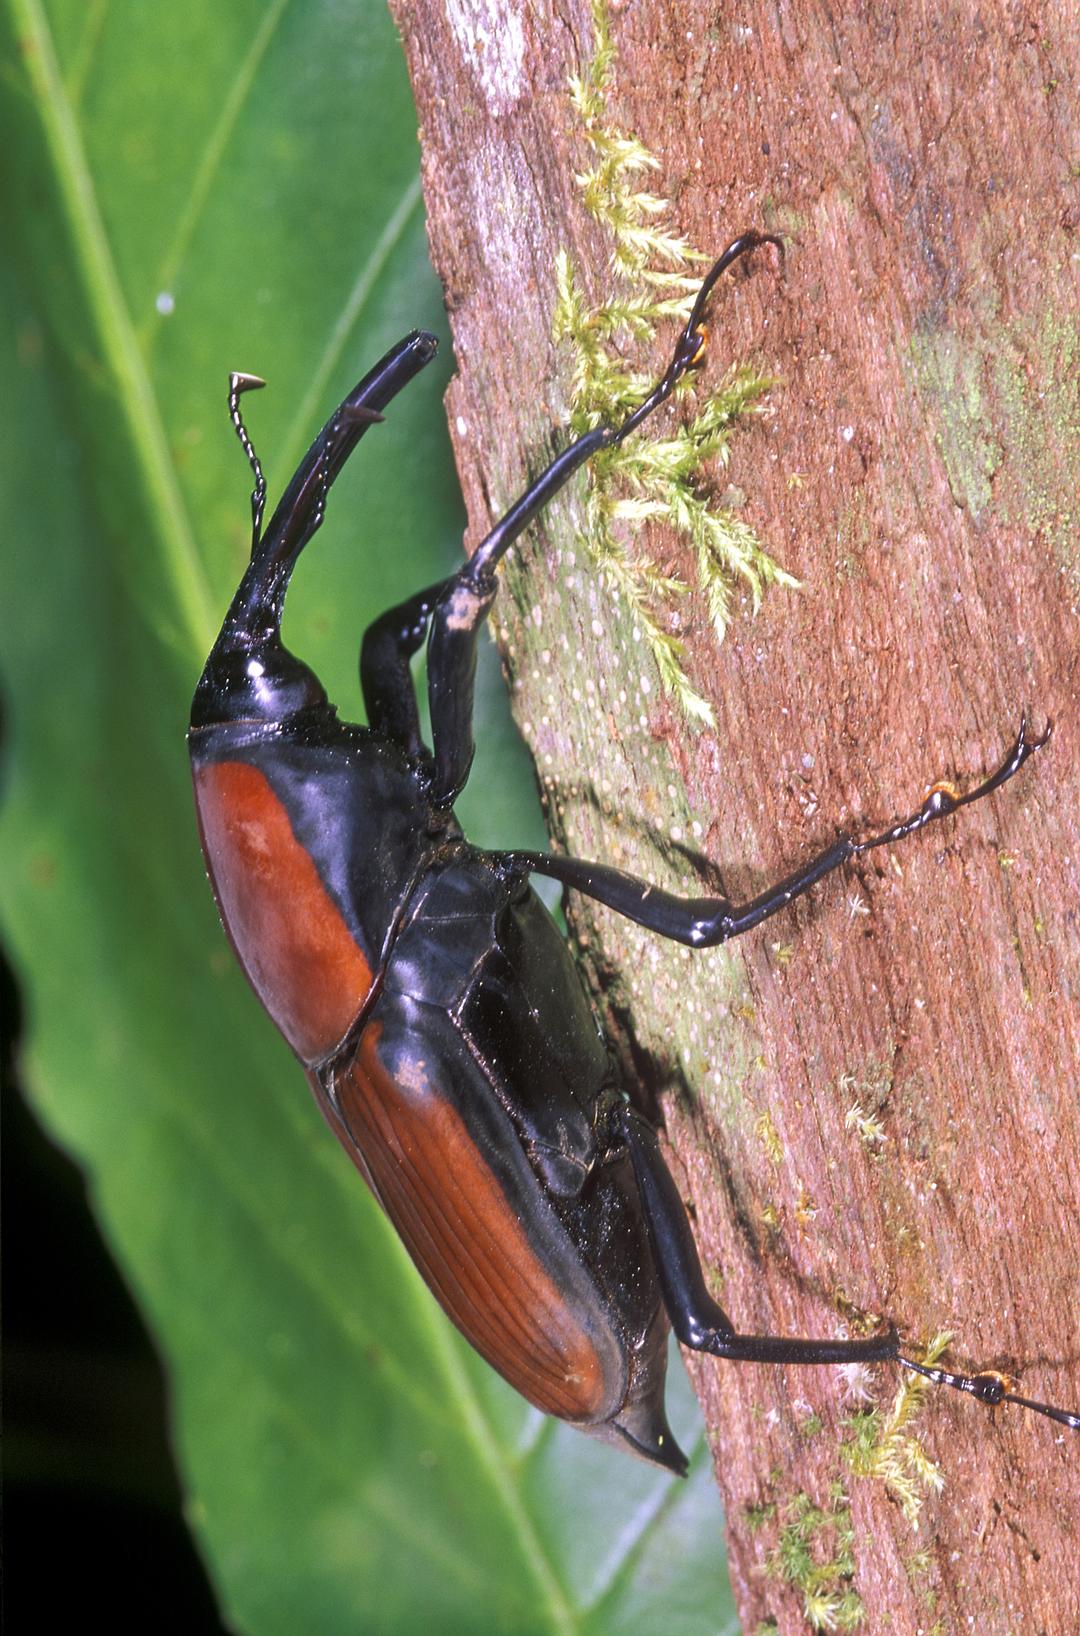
[390,2,1079,1630]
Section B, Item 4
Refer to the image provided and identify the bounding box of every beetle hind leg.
[618,1107,1080,1430]
[618,1109,902,1368]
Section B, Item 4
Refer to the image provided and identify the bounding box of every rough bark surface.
[390,2,1078,1631]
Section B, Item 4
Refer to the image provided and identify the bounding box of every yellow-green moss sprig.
[764,1489,865,1631]
[841,1334,949,1527]
[556,0,797,725]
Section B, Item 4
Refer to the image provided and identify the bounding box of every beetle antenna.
[228,372,268,554]
[201,333,437,677]
[899,1352,1080,1431]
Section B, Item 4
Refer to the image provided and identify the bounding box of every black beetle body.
[190,236,1077,1470]
[192,715,676,1461]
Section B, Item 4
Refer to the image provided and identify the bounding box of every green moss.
[756,1107,784,1165]
[761,1488,865,1630]
[839,1055,894,1149]
[907,327,1001,518]
[841,1334,948,1527]
[906,306,1079,581]
[746,1500,778,1534]
[555,0,797,726]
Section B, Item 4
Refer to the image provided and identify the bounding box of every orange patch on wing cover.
[194,760,373,1063]
[331,1030,611,1422]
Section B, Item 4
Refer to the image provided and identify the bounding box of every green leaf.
[0,1,734,1631]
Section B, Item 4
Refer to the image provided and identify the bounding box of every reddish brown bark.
[390,2,1079,1630]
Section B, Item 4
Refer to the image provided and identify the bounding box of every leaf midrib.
[8,0,215,657]
[8,5,581,1626]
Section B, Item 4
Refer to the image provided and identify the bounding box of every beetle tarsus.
[598,230,784,449]
[465,231,783,588]
[899,1354,1080,1430]
[851,711,1051,858]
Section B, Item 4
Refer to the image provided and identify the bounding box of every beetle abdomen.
[323,1006,620,1421]
[193,758,376,1062]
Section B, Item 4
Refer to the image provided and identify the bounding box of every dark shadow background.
[3,928,231,1632]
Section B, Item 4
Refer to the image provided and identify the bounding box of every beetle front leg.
[422,431,642,805]
[500,715,1050,945]
[422,232,783,808]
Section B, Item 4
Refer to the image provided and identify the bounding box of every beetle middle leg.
[496,713,1050,946]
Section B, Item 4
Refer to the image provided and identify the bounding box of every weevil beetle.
[189,232,1078,1470]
